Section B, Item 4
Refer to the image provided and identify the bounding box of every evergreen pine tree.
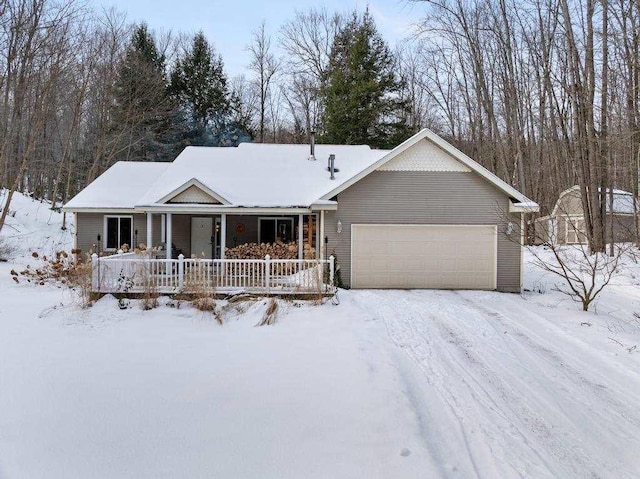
[320,10,412,149]
[112,24,178,161]
[170,32,250,146]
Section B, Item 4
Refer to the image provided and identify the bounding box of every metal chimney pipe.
[329,154,335,180]
[309,131,316,160]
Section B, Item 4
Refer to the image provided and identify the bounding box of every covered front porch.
[92,207,336,295]
[91,253,335,296]
[141,210,327,261]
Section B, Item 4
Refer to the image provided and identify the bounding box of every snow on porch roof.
[135,143,389,208]
[63,161,170,210]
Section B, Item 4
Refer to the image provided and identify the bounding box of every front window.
[105,216,133,250]
[259,218,294,244]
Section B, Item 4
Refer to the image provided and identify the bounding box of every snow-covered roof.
[136,143,388,208]
[607,190,638,214]
[64,162,170,210]
[554,185,639,215]
[63,129,537,212]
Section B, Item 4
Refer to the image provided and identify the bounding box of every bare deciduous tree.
[247,21,280,143]
[413,0,640,251]
[0,0,83,231]
[279,8,343,139]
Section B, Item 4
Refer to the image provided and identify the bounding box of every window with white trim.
[259,218,294,244]
[104,216,133,250]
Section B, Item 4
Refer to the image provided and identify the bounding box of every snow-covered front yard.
[1,192,640,478]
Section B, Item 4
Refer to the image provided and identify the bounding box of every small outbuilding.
[534,185,638,245]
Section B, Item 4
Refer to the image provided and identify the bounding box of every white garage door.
[351,224,497,289]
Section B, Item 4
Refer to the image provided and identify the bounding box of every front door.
[191,217,213,258]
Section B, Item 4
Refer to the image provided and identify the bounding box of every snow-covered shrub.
[0,238,16,261]
[179,262,222,323]
[10,249,96,307]
[527,244,628,311]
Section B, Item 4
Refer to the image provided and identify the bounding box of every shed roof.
[552,185,639,215]
[609,191,638,214]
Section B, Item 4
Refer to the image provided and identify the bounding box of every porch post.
[220,213,227,259]
[319,210,325,261]
[329,255,335,288]
[166,213,172,260]
[146,212,153,250]
[91,253,99,292]
[178,254,185,288]
[298,214,304,259]
[315,214,319,258]
[73,213,78,251]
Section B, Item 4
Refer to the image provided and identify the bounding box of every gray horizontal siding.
[172,215,191,257]
[325,171,522,292]
[75,213,103,256]
[226,215,259,248]
[76,213,149,257]
[77,213,297,259]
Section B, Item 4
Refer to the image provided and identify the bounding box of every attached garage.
[351,224,497,289]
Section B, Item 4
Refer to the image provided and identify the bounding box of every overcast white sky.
[91,0,427,77]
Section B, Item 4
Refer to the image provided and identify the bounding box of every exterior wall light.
[506,222,515,236]
[337,220,343,234]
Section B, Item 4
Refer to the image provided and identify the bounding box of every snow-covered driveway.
[1,262,640,478]
[350,289,640,478]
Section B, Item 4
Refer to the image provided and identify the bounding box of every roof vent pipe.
[309,131,316,161]
[329,154,335,180]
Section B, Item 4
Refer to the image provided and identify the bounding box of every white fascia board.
[157,178,230,205]
[310,202,338,211]
[320,128,534,204]
[137,205,313,214]
[62,207,138,214]
[509,201,540,213]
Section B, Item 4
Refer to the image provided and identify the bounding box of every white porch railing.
[90,253,335,295]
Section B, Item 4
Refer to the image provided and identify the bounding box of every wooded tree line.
[411,0,640,252]
[0,0,639,253]
[0,0,251,232]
